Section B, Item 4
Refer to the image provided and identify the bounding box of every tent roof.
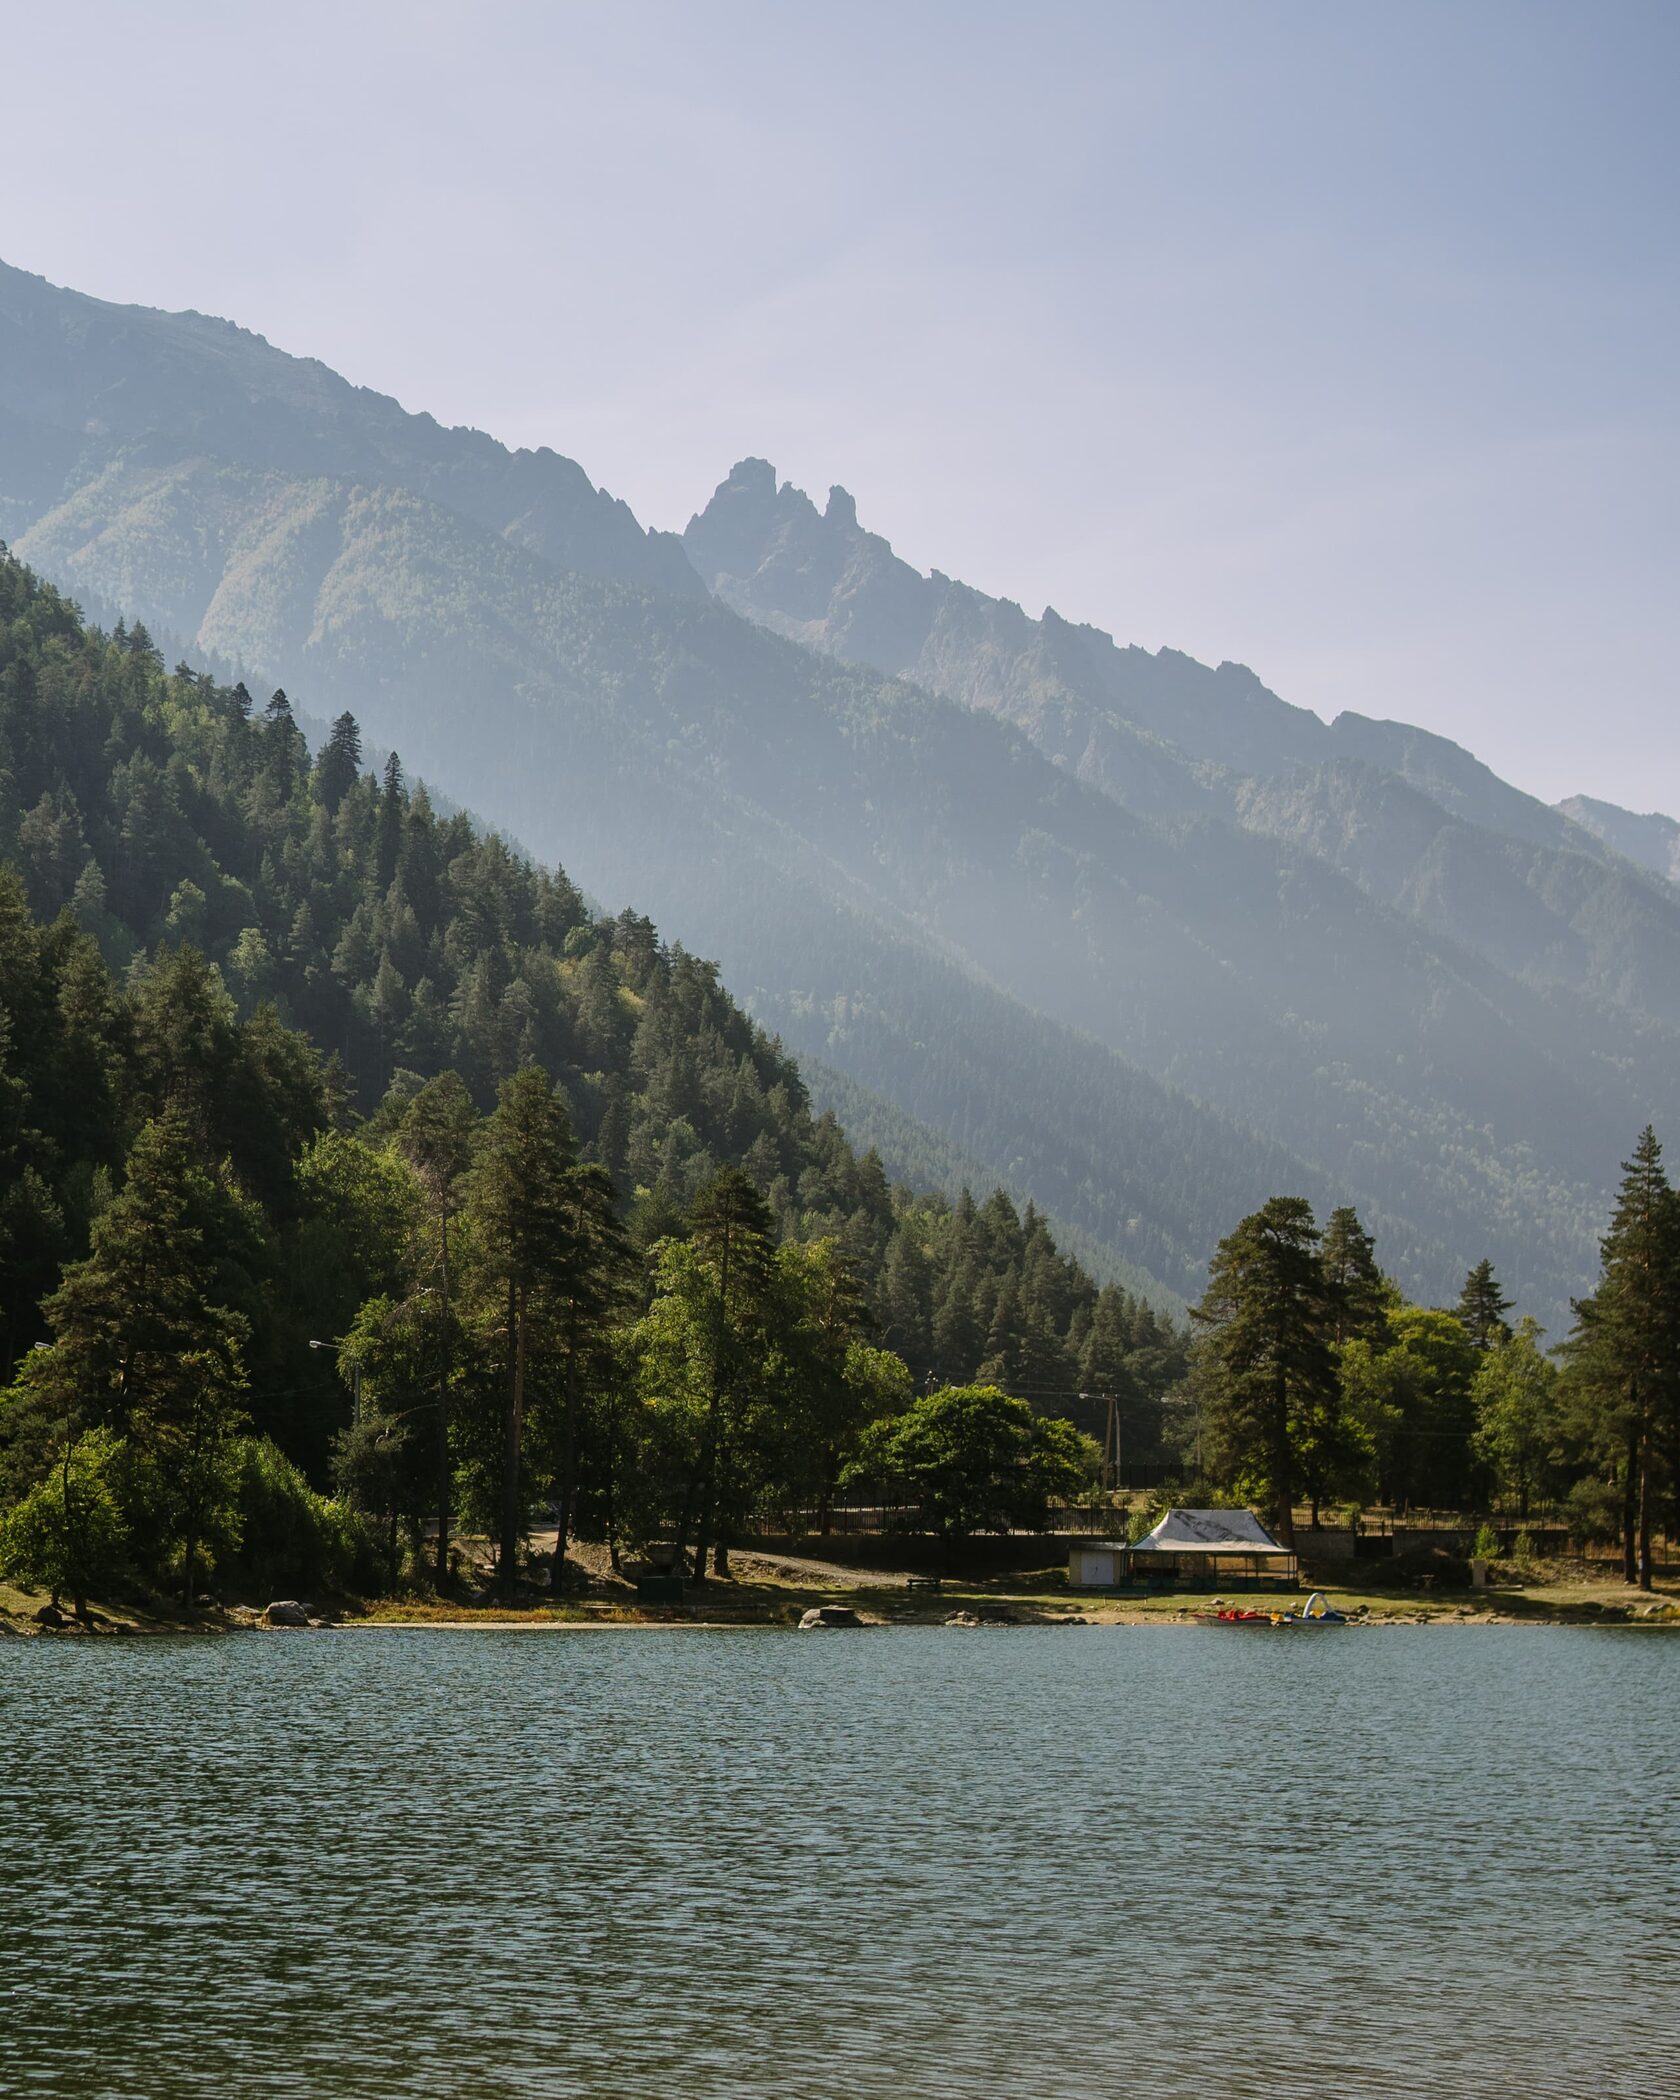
[1129,1508,1291,1554]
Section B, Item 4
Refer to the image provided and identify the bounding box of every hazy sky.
[4,0,1675,809]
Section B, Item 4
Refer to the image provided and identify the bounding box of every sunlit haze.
[3,0,1675,809]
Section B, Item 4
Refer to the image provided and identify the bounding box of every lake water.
[2,1625,1675,2099]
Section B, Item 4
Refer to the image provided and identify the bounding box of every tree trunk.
[500,1284,526,1592]
[1637,1427,1653,1591]
[606,1410,622,1577]
[1271,1363,1296,1549]
[690,1479,711,1587]
[553,1317,579,1595]
[1622,1417,1639,1585]
[434,1203,452,1587]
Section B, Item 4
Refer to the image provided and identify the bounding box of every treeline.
[1186,1133,1680,1586]
[0,550,1185,1606]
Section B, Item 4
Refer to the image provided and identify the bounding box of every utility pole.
[1080,1390,1121,1495]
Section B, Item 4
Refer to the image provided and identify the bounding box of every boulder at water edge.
[798,1605,863,1629]
[263,1601,311,1628]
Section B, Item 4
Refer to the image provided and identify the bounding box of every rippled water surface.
[3,1625,1676,2098]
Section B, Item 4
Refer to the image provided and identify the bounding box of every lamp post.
[309,1336,361,1423]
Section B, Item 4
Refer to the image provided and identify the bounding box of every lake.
[2,1625,1675,2098]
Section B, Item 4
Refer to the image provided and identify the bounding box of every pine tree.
[262,689,300,804]
[878,1231,934,1380]
[398,1072,478,1582]
[469,1066,578,1590]
[377,751,405,893]
[682,1166,776,1580]
[547,1162,632,1589]
[316,712,363,813]
[42,1114,248,1601]
[1457,1258,1513,1352]
[1322,1207,1388,1350]
[1191,1197,1337,1545]
[1565,1129,1680,1588]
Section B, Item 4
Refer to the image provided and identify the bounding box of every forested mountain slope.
[0,553,1192,1487]
[2,261,1669,1332]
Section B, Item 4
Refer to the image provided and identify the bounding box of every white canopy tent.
[1068,1508,1296,1590]
[1129,1509,1289,1554]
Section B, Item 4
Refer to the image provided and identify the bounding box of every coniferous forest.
[0,552,1183,1606]
[0,547,1672,1615]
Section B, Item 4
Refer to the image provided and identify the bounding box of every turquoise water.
[2,1626,1675,2099]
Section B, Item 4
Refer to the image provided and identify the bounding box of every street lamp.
[309,1290,432,1428]
[309,1337,361,1423]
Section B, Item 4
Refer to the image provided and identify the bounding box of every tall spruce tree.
[398,1072,478,1582]
[42,1114,249,1602]
[1457,1258,1514,1352]
[316,712,363,813]
[469,1067,578,1591]
[547,1161,633,1590]
[1322,1207,1388,1351]
[1191,1197,1337,1545]
[1566,1128,1680,1589]
[681,1166,776,1581]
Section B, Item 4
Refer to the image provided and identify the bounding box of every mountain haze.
[1557,794,1680,887]
[3,260,1673,1332]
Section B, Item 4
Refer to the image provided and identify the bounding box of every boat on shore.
[1199,1591,1348,1628]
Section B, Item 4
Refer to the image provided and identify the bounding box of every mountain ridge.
[2,260,1671,1332]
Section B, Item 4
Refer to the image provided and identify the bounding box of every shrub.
[1471,1522,1500,1562]
[1562,1477,1621,1551]
[0,1429,130,1612]
[224,1437,391,1598]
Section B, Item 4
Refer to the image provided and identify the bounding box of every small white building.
[1067,1541,1130,1589]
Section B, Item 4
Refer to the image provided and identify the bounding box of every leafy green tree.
[1473,1318,1560,1522]
[0,1425,129,1617]
[846,1384,1092,1544]
[764,1238,883,1532]
[1385,1306,1481,1509]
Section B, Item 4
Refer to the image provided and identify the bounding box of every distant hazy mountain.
[1557,795,1680,887]
[687,461,1680,1021]
[3,259,1673,1332]
[0,257,700,597]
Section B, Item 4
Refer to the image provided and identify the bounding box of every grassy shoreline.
[7,1562,1679,1638]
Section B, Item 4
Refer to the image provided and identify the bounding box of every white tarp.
[1128,1507,1290,1554]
